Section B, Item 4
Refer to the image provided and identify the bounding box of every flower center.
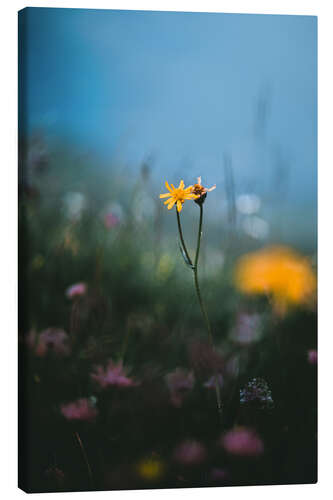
[192,184,205,197]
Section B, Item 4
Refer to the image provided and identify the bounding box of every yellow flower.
[234,245,316,314]
[159,180,198,212]
[136,457,165,481]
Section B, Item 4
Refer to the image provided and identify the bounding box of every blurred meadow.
[18,8,317,493]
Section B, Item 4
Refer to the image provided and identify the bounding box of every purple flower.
[61,398,98,422]
[104,212,119,229]
[91,359,138,388]
[230,313,262,345]
[173,440,207,465]
[221,427,264,457]
[240,377,274,409]
[65,282,87,299]
[307,349,317,364]
[165,368,195,407]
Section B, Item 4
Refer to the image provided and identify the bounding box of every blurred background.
[18,8,317,493]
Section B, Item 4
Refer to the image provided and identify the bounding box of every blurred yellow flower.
[159,180,198,212]
[234,245,316,313]
[136,457,165,481]
[156,253,174,281]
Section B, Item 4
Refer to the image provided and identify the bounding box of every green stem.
[74,431,94,489]
[176,209,193,267]
[177,206,223,421]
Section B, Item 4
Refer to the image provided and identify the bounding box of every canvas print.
[18,8,317,493]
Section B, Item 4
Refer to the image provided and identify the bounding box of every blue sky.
[20,8,317,206]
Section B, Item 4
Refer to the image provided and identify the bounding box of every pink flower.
[104,212,119,229]
[61,398,98,422]
[65,282,87,299]
[27,328,70,357]
[307,349,317,364]
[165,368,195,407]
[221,427,264,457]
[91,359,138,388]
[173,440,207,465]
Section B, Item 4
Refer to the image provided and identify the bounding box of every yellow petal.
[160,192,171,198]
[179,180,185,189]
[177,200,183,212]
[171,183,176,190]
[167,199,176,210]
[164,198,172,205]
[165,181,173,193]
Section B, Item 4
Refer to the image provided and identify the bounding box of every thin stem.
[74,431,94,489]
[194,203,203,269]
[176,209,193,267]
[176,206,223,422]
[193,205,223,421]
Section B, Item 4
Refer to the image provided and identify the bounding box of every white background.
[1,1,332,498]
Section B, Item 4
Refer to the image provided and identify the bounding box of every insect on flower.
[159,180,198,212]
[191,176,216,205]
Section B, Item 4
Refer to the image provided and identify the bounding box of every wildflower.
[230,313,262,345]
[234,245,316,313]
[240,378,274,409]
[104,212,119,229]
[191,176,216,205]
[38,328,71,357]
[91,359,138,388]
[165,368,195,407]
[65,282,87,299]
[236,193,261,215]
[136,457,165,481]
[63,191,86,220]
[60,398,98,422]
[155,254,174,281]
[307,349,317,364]
[220,427,264,457]
[242,215,269,240]
[173,440,207,465]
[27,328,70,357]
[159,180,198,212]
